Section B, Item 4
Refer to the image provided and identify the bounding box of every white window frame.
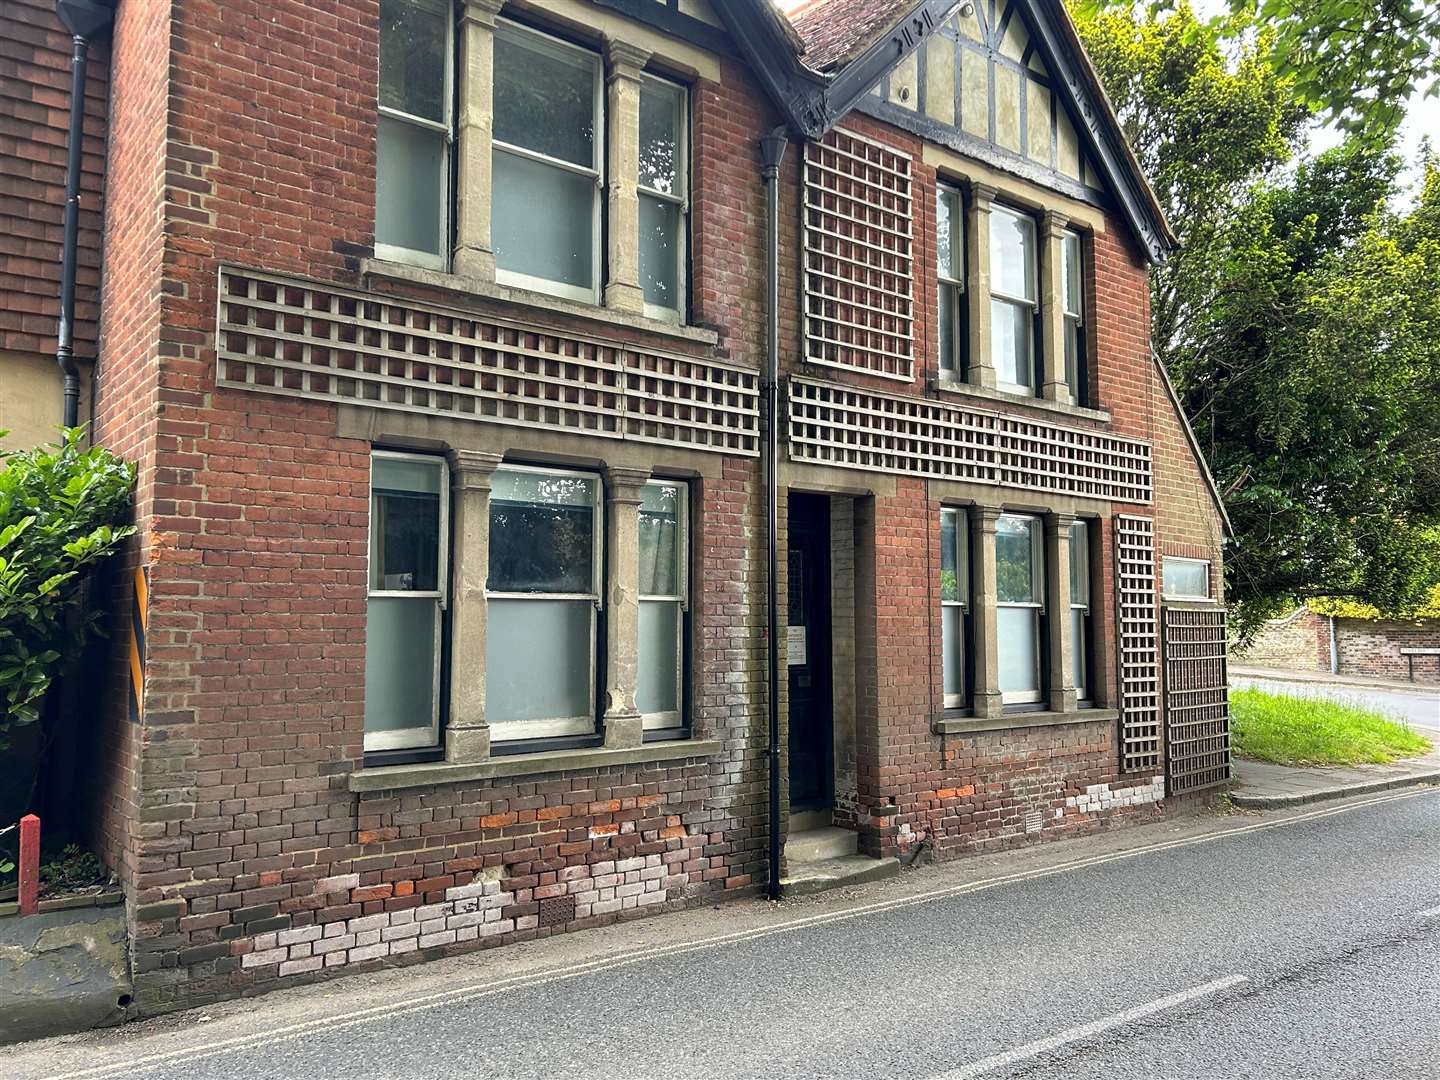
[639,479,688,731]
[1162,556,1214,601]
[364,450,450,752]
[940,506,970,709]
[1070,519,1090,702]
[485,463,604,740]
[1062,228,1085,404]
[996,512,1045,705]
[374,0,454,272]
[990,205,1039,397]
[492,19,604,304]
[937,183,965,381]
[638,74,689,324]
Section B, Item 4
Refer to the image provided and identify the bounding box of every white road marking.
[39,786,1436,1080]
[926,975,1249,1080]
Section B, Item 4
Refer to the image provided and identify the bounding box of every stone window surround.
[339,405,723,774]
[428,0,704,324]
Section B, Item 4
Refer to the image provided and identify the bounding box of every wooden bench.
[1399,647,1440,682]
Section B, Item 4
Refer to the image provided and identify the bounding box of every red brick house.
[9,0,1233,1014]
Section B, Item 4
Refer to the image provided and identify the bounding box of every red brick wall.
[0,0,109,362]
[1337,619,1440,683]
[1234,608,1329,672]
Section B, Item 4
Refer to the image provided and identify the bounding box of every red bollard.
[18,814,40,916]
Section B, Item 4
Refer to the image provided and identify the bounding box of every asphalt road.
[14,787,1440,1080]
[1232,674,1440,735]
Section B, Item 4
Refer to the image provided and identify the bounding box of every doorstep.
[781,822,900,897]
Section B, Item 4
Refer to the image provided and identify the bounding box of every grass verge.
[1230,687,1433,766]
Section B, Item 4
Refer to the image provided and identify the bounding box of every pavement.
[1229,668,1440,808]
[6,787,1440,1079]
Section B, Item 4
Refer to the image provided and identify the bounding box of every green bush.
[1230,686,1432,766]
[0,429,136,746]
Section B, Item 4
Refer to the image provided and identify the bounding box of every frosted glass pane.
[990,208,1035,300]
[1062,231,1083,316]
[379,0,446,122]
[937,188,962,279]
[998,606,1040,696]
[637,600,680,716]
[376,116,444,257]
[942,604,964,697]
[488,469,595,594]
[494,28,596,167]
[486,599,592,723]
[1069,521,1088,605]
[992,298,1033,390]
[640,194,680,310]
[939,282,960,374]
[370,456,441,592]
[639,80,682,194]
[639,482,683,596]
[1071,607,1087,698]
[493,151,594,289]
[996,516,1036,603]
[1164,558,1210,598]
[364,597,438,735]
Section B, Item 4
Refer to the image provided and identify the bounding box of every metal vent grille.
[803,128,914,381]
[537,894,577,928]
[215,267,760,457]
[1115,516,1161,772]
[1164,605,1232,795]
[788,377,1153,502]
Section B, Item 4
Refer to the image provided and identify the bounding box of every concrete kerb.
[1231,770,1440,810]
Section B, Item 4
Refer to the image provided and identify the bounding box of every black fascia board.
[713,0,833,138]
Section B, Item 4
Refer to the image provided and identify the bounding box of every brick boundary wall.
[1336,618,1440,683]
[1233,608,1329,673]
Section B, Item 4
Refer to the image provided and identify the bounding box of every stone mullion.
[969,505,1003,718]
[602,465,651,747]
[603,39,650,314]
[1040,210,1070,403]
[444,449,505,763]
[452,0,506,279]
[1046,513,1077,713]
[965,182,997,389]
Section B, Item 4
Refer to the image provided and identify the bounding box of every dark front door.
[787,493,833,810]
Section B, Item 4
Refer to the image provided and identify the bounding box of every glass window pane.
[640,482,683,596]
[939,282,959,375]
[486,598,592,723]
[488,469,596,593]
[364,597,438,735]
[1164,558,1210,598]
[937,188,962,280]
[1062,231,1083,316]
[1065,317,1083,398]
[494,27,596,167]
[992,297,1033,390]
[637,599,680,716]
[376,117,445,257]
[1071,607,1087,699]
[998,606,1040,696]
[940,511,960,602]
[371,456,441,591]
[493,151,595,289]
[942,604,964,698]
[1069,521,1088,606]
[996,516,1036,603]
[639,79,682,194]
[640,194,681,310]
[990,208,1035,300]
[379,0,447,123]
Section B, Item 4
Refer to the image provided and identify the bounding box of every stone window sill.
[933,378,1111,424]
[348,738,724,793]
[360,258,720,350]
[932,707,1119,736]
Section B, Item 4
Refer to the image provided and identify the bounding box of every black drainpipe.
[54,0,114,428]
[759,127,788,902]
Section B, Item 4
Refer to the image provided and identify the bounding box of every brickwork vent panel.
[537,894,577,928]
[803,129,914,381]
[215,267,760,457]
[1115,516,1161,771]
[789,377,1153,503]
[1163,605,1232,795]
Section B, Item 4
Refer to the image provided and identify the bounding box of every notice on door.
[786,625,807,666]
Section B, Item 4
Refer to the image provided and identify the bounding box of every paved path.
[9,790,1440,1079]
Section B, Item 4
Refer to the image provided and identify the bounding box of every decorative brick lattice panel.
[788,378,1153,502]
[1115,516,1160,772]
[803,129,914,381]
[215,267,760,456]
[1163,606,1232,795]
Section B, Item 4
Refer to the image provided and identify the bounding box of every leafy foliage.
[0,430,136,743]
[39,843,107,894]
